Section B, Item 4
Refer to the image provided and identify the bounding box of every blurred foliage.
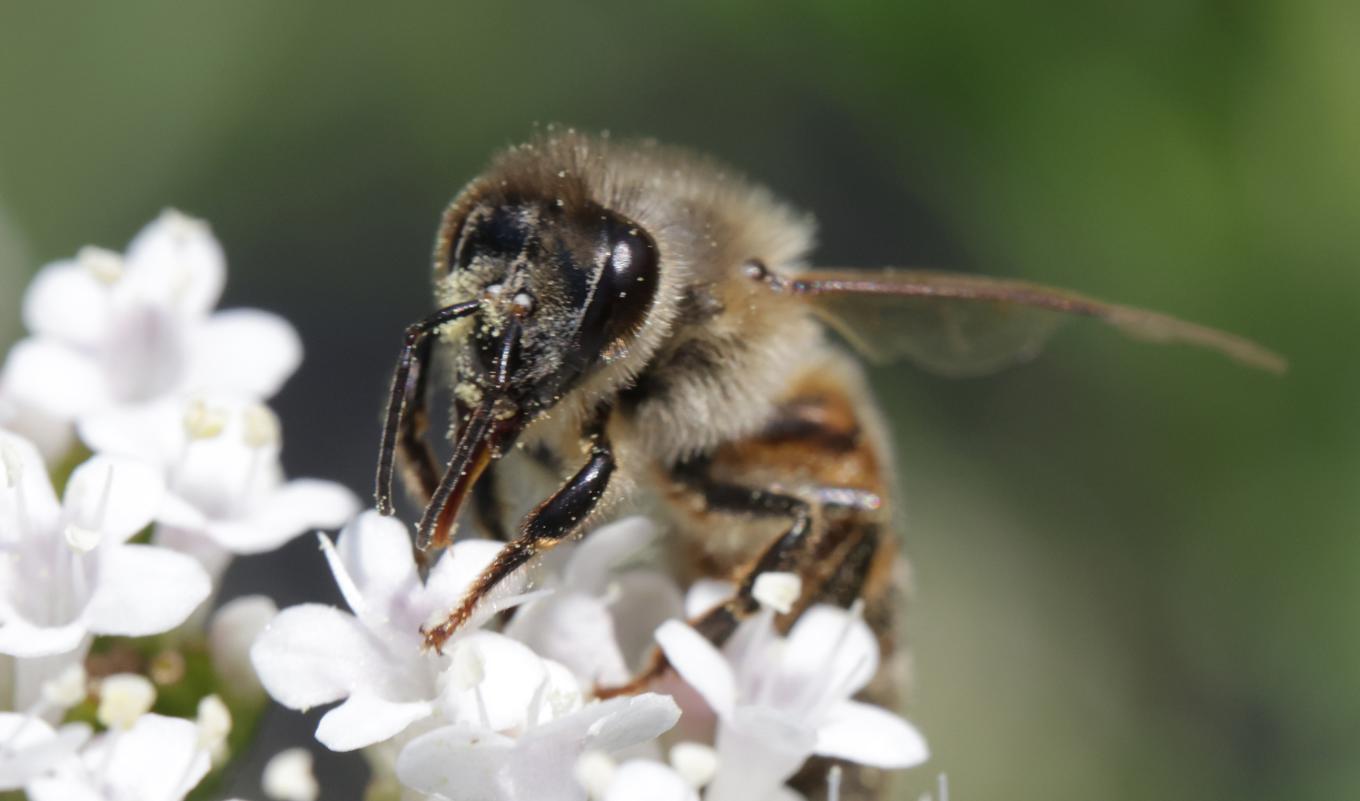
[1,1,1356,799]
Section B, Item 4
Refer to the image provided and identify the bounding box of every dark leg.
[422,436,616,653]
[597,470,880,698]
[375,301,480,515]
[395,333,439,504]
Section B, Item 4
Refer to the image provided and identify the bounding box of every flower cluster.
[1,211,930,801]
[252,512,930,801]
[0,212,356,800]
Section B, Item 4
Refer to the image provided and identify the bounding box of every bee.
[373,130,1282,795]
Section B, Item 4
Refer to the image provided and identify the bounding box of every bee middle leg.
[596,472,880,698]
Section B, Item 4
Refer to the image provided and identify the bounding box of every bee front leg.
[421,435,616,653]
[375,300,481,515]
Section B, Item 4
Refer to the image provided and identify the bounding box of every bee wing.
[779,268,1286,377]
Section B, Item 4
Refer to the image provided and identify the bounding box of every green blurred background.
[1,2,1355,799]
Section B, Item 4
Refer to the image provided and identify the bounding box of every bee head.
[434,193,660,422]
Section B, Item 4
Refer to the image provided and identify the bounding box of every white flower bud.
[197,693,233,755]
[97,673,156,730]
[669,741,719,788]
[574,750,616,799]
[263,747,319,801]
[752,571,801,614]
[242,403,281,449]
[78,245,124,284]
[41,663,88,708]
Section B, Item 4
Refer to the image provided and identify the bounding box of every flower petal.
[605,760,698,801]
[22,259,111,348]
[315,691,432,752]
[0,716,90,790]
[396,724,516,801]
[577,693,682,755]
[814,700,929,769]
[99,714,211,801]
[332,509,416,609]
[608,570,684,672]
[187,308,302,398]
[654,620,737,718]
[684,578,734,619]
[250,603,387,710]
[782,605,879,698]
[0,429,62,538]
[504,593,630,687]
[707,707,814,801]
[82,544,211,637]
[562,516,656,593]
[25,776,104,801]
[0,338,107,418]
[439,632,548,733]
[122,210,225,318]
[0,615,87,658]
[63,455,165,543]
[0,399,76,465]
[78,397,183,466]
[206,478,358,555]
[420,539,513,620]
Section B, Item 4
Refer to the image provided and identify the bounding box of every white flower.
[81,395,357,577]
[397,690,681,801]
[0,713,91,790]
[251,510,528,751]
[0,210,301,462]
[24,713,211,801]
[656,604,929,801]
[505,517,684,687]
[0,430,210,712]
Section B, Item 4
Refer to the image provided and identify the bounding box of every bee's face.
[435,194,659,418]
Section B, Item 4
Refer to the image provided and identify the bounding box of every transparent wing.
[770,268,1286,377]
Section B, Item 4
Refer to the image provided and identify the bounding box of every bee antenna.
[375,300,481,516]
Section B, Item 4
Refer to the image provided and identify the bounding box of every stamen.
[196,694,232,756]
[64,523,102,553]
[97,673,156,730]
[827,765,843,801]
[752,571,801,614]
[242,403,281,449]
[262,747,320,801]
[183,398,227,440]
[79,246,125,285]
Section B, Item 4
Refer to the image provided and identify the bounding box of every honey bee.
[373,130,1282,795]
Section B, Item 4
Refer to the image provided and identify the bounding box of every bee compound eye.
[598,220,659,341]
